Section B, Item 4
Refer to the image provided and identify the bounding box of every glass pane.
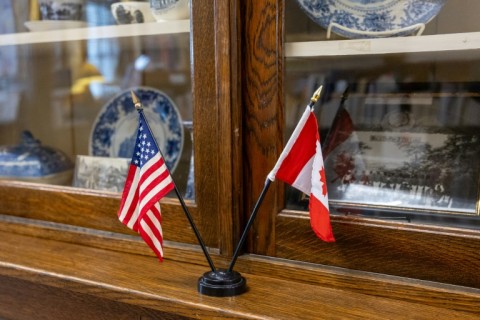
[285,0,480,229]
[0,0,194,200]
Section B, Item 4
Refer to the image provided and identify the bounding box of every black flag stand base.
[197,180,272,297]
[198,269,247,297]
[197,86,324,297]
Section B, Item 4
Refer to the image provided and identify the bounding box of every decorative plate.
[89,87,184,172]
[295,0,446,39]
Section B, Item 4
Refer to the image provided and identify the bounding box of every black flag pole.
[227,179,271,272]
[226,85,324,275]
[131,91,216,273]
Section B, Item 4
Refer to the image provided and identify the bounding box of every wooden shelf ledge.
[0,230,479,319]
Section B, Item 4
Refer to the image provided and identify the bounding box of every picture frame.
[73,155,130,192]
[321,82,480,217]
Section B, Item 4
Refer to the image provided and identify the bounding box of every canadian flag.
[268,106,335,242]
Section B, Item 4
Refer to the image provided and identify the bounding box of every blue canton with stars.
[132,112,160,168]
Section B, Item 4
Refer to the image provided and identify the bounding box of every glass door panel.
[284,0,480,228]
[0,0,194,199]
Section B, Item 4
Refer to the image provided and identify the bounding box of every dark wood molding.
[276,211,480,288]
[0,276,189,320]
[190,0,221,249]
[242,0,285,256]
[213,0,244,255]
[0,181,199,245]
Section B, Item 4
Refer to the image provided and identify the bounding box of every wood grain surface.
[0,181,199,244]
[0,230,479,320]
[212,0,244,255]
[241,0,284,256]
[0,276,189,320]
[276,211,480,288]
[190,0,222,250]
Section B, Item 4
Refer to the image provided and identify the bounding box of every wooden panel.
[234,255,480,314]
[0,214,220,268]
[276,212,480,288]
[1,215,479,314]
[242,0,284,255]
[0,181,198,245]
[0,231,479,319]
[0,276,189,320]
[213,0,243,255]
[190,0,222,250]
[0,0,239,255]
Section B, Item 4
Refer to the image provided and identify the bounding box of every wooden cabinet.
[242,0,480,288]
[0,0,479,318]
[0,0,241,254]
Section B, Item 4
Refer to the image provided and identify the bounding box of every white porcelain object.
[111,2,155,24]
[38,0,84,21]
[150,0,189,21]
[89,87,184,172]
[295,0,446,39]
[0,131,73,185]
[24,20,87,31]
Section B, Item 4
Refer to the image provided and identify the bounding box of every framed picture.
[321,83,480,216]
[73,155,130,192]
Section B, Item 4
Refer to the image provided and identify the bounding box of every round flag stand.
[124,88,333,297]
[198,269,247,297]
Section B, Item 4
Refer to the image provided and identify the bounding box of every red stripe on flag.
[309,193,335,242]
[145,209,164,249]
[118,165,137,217]
[138,175,173,221]
[118,165,141,230]
[139,166,173,201]
[276,113,318,185]
[139,222,164,262]
[139,157,165,185]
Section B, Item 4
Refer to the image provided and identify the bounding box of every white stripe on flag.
[140,217,164,257]
[291,155,315,195]
[119,169,140,225]
[146,207,163,238]
[140,162,169,194]
[140,175,173,209]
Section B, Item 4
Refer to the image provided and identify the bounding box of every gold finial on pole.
[310,85,323,105]
[131,90,143,110]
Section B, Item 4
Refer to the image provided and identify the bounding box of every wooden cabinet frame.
[241,0,480,289]
[0,0,243,260]
[0,0,479,294]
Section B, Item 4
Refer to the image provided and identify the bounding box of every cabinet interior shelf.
[286,32,480,60]
[0,20,190,47]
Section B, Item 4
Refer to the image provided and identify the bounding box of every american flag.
[118,111,174,261]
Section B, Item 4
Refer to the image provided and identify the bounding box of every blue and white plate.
[89,87,184,172]
[295,0,446,39]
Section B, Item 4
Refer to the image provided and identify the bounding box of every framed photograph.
[73,155,130,192]
[322,85,480,216]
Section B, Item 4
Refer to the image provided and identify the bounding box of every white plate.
[89,87,184,172]
[295,0,446,39]
[24,20,88,32]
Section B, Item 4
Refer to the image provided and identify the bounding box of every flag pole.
[131,91,216,273]
[321,85,349,156]
[227,85,324,273]
[227,179,271,272]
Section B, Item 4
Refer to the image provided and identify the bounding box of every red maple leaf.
[319,166,327,196]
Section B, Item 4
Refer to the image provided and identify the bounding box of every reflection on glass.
[0,1,193,198]
[183,120,194,200]
[284,1,480,228]
[285,73,480,227]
